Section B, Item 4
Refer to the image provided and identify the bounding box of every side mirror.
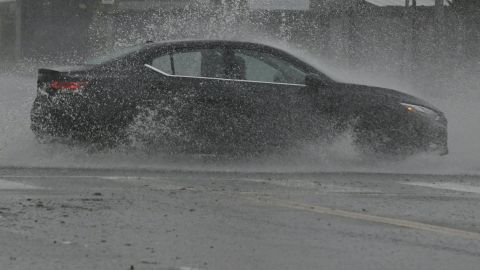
[305,74,329,87]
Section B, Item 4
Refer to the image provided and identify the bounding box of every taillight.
[50,80,88,91]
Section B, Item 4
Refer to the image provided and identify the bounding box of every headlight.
[400,103,440,120]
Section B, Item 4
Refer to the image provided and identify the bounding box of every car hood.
[337,83,443,114]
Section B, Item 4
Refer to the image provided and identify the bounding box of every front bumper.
[409,113,448,156]
[426,126,448,155]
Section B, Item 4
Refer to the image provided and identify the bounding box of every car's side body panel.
[30,39,448,155]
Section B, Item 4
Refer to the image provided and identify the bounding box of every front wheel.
[352,113,421,157]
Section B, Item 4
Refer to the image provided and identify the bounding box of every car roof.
[144,39,284,52]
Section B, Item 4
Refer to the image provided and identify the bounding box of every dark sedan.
[30,40,448,156]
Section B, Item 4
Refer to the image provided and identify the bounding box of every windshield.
[84,44,144,65]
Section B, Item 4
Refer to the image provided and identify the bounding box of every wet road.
[1,167,480,270]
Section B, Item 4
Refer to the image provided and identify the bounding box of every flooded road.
[1,167,480,270]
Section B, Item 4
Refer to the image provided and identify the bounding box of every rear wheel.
[31,96,135,148]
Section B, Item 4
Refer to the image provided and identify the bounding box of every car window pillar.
[169,53,175,75]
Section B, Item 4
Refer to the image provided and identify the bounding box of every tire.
[31,96,136,148]
[352,112,418,157]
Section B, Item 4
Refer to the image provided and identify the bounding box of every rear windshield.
[85,45,144,65]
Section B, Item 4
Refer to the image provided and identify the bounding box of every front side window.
[151,49,225,78]
[232,49,307,84]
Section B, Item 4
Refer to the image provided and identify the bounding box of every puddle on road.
[0,179,40,190]
[403,182,480,195]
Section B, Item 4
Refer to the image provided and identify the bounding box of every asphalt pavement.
[1,167,480,270]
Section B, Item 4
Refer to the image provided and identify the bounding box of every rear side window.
[152,55,173,74]
[173,51,202,77]
[151,49,225,78]
[152,52,202,76]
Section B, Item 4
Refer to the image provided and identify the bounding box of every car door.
[224,46,321,147]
